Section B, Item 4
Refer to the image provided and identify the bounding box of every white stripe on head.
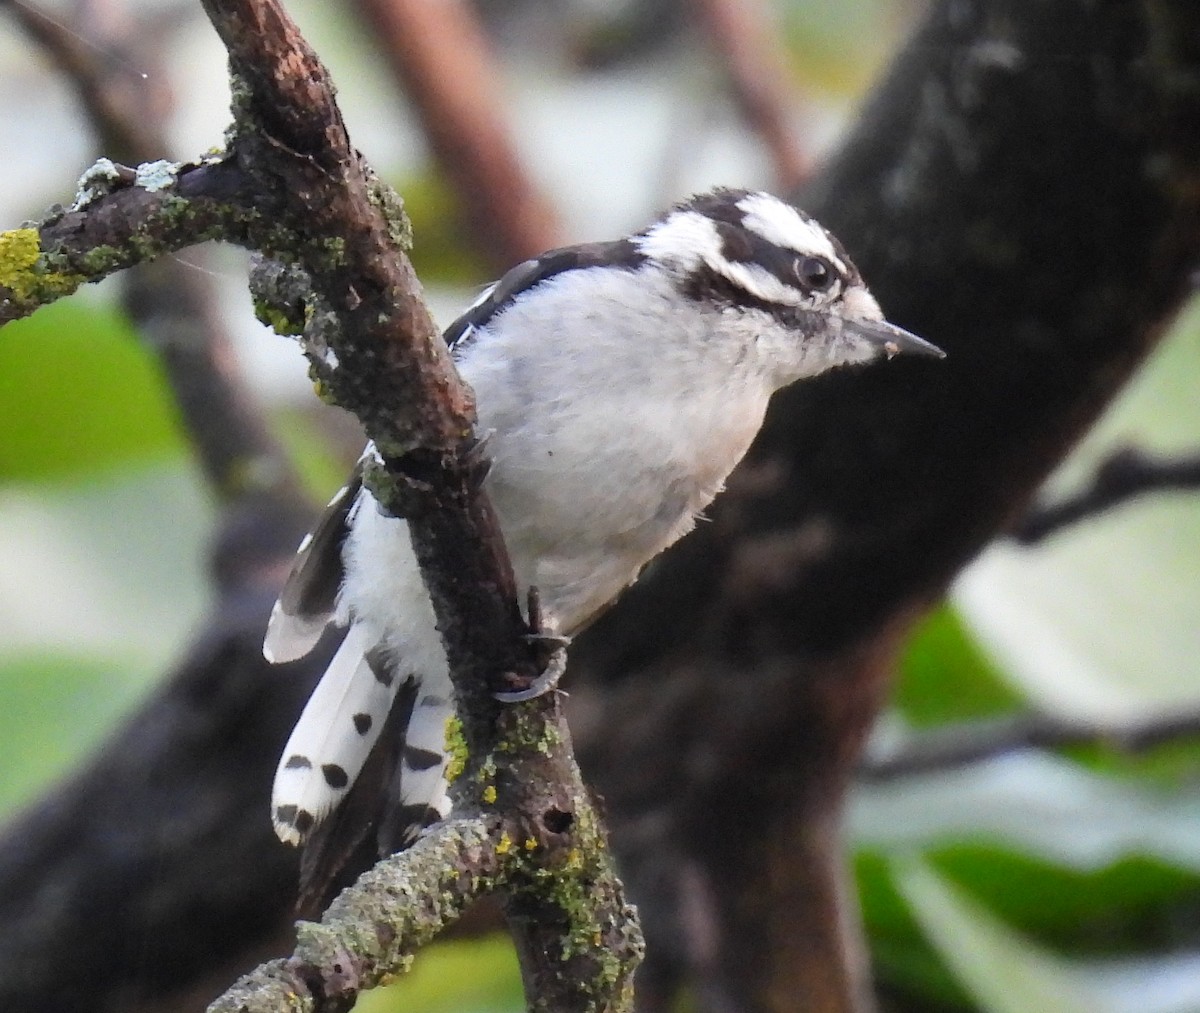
[634,210,722,270]
[736,191,844,269]
[718,259,807,306]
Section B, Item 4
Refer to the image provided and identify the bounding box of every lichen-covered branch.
[209,690,643,1013]
[2,0,641,1008]
[0,155,261,323]
[210,820,500,1012]
[6,0,300,503]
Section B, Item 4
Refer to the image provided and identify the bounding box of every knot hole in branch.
[542,806,573,835]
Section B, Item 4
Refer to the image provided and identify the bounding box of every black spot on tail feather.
[403,746,443,772]
[353,713,372,735]
[322,764,349,789]
[273,804,316,837]
[284,754,312,770]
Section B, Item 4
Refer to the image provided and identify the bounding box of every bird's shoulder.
[445,239,648,352]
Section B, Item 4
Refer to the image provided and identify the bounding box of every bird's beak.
[844,318,945,360]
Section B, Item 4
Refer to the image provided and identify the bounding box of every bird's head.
[634,187,943,386]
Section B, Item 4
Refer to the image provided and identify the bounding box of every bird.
[263,186,942,891]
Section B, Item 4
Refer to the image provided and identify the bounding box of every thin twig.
[1013,447,1200,544]
[350,0,562,269]
[689,0,810,190]
[861,708,1200,781]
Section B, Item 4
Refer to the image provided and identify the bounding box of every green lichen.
[254,298,305,336]
[0,228,88,308]
[444,715,468,784]
[322,235,347,262]
[365,173,413,252]
[0,228,40,287]
[498,705,562,756]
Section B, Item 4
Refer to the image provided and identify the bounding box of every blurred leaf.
[394,171,490,286]
[0,463,211,660]
[0,653,142,816]
[930,846,1200,955]
[356,935,523,1013]
[857,851,975,1010]
[272,404,359,500]
[1064,735,1200,790]
[779,0,903,95]
[851,752,1200,872]
[894,607,1023,726]
[894,859,1200,1013]
[894,859,1104,1013]
[0,299,186,483]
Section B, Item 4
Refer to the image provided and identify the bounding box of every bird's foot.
[493,587,571,702]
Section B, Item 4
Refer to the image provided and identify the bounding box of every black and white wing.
[262,460,364,663]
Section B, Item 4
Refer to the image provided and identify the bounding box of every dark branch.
[1012,447,1200,544]
[860,708,1200,781]
[690,0,811,190]
[350,0,562,268]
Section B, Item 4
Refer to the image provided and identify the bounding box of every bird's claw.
[493,644,568,703]
[494,585,570,702]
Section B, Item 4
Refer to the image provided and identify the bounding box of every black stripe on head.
[676,186,754,225]
[711,220,836,302]
[445,239,648,350]
[682,187,863,294]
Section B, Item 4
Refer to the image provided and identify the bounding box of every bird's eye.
[796,256,834,291]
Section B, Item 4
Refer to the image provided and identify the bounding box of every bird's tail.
[271,623,404,844]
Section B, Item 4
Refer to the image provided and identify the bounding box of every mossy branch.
[1,0,642,1008]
